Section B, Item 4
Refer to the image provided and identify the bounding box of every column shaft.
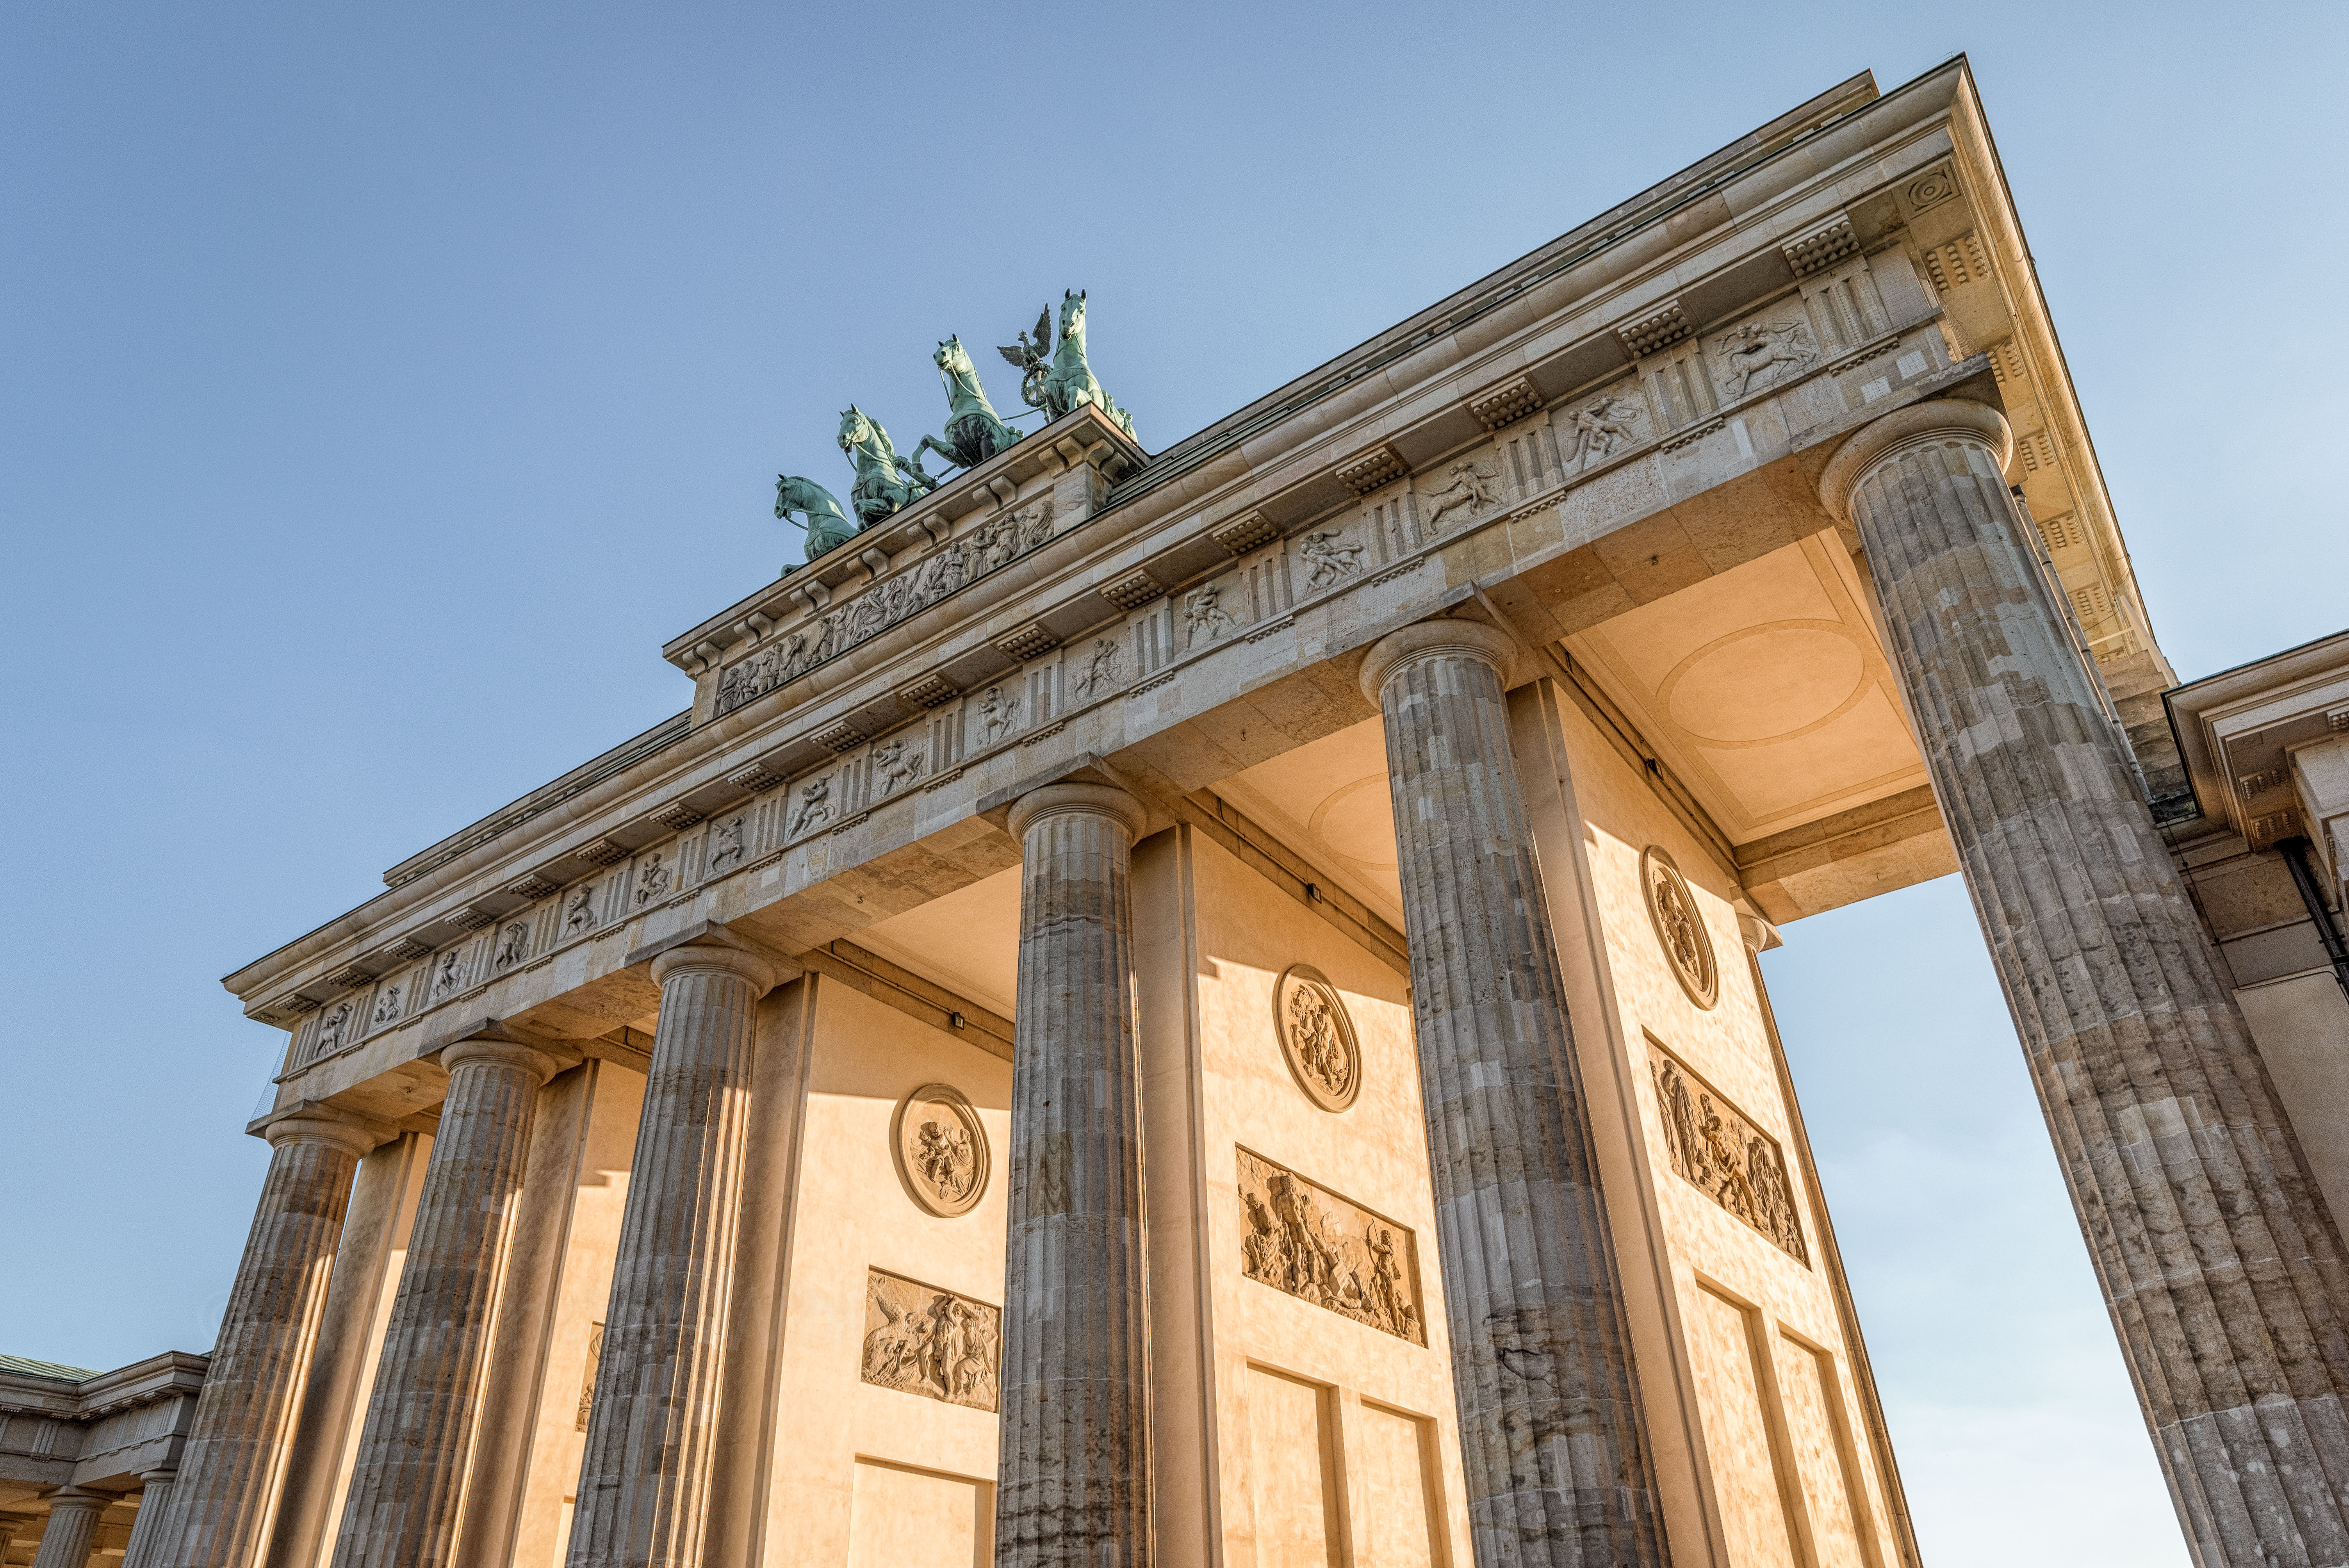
[1363,621,1667,1568]
[994,783,1153,1568]
[153,1109,385,1568]
[329,1037,559,1568]
[32,1491,110,1568]
[566,941,777,1568]
[1827,399,2349,1566]
[122,1472,176,1568]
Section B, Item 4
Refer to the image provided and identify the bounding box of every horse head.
[837,404,875,453]
[1059,288,1087,342]
[935,336,975,378]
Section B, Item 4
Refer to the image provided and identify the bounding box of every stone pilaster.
[121,1471,177,1568]
[994,782,1154,1568]
[567,938,779,1568]
[32,1490,112,1568]
[151,1105,390,1568]
[328,1032,562,1568]
[1822,398,2349,1567]
[1360,620,1668,1568]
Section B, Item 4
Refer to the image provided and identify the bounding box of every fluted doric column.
[1362,620,1667,1568]
[121,1470,177,1568]
[994,782,1153,1568]
[567,938,779,1568]
[328,1031,561,1568]
[1823,398,2349,1568]
[32,1490,112,1568]
[153,1104,390,1568]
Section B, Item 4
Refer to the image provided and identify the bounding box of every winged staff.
[998,306,1056,412]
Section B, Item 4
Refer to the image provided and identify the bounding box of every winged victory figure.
[998,307,1054,413]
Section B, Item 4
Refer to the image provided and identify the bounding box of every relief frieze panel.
[1649,1043,1807,1264]
[1236,1148,1424,1345]
[860,1269,1001,1412]
[715,497,1057,718]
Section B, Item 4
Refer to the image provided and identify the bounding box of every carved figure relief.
[1640,846,1719,1009]
[1421,459,1501,533]
[1072,638,1120,698]
[316,1002,352,1056]
[563,887,597,934]
[373,983,403,1025]
[872,739,926,795]
[708,815,745,870]
[1273,964,1361,1112]
[1716,321,1818,400]
[861,1269,1001,1411]
[431,950,469,1000]
[635,852,671,907]
[575,1322,603,1432]
[1567,393,1643,467]
[790,778,833,837]
[1183,583,1235,646]
[1236,1149,1424,1345]
[891,1082,990,1218]
[1299,529,1365,590]
[715,494,1060,719]
[978,686,1021,745]
[494,920,530,971]
[1649,1045,1807,1263]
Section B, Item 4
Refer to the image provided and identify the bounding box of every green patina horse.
[774,474,857,565]
[1000,290,1137,442]
[838,404,940,526]
[913,336,1027,473]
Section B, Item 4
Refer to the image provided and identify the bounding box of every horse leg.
[914,434,966,472]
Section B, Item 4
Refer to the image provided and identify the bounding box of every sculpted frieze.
[1236,1148,1423,1345]
[890,1083,989,1218]
[861,1269,1001,1412]
[1274,964,1361,1112]
[715,496,1057,719]
[1649,1044,1807,1264]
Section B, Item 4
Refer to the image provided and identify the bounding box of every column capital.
[40,1490,112,1513]
[437,1035,563,1086]
[1816,397,2012,521]
[1005,781,1149,846]
[648,939,780,997]
[257,1102,397,1158]
[1357,616,1520,705]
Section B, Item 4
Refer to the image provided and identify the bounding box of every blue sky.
[6,5,2342,1563]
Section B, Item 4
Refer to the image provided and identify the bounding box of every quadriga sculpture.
[999,289,1137,442]
[774,474,857,566]
[913,336,1028,472]
[838,404,941,526]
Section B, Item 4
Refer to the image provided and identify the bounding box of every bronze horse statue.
[913,336,1027,472]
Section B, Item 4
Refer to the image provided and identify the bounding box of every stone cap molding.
[1358,618,1524,705]
[247,1099,399,1154]
[1005,782,1152,848]
[1816,396,2012,521]
[624,918,795,998]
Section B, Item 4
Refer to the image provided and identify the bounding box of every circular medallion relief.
[1640,846,1719,1010]
[891,1083,990,1218]
[1274,964,1362,1112]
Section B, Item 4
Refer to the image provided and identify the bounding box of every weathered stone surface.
[1826,398,2349,1568]
[151,1108,387,1568]
[31,1489,110,1568]
[994,783,1153,1567]
[329,1035,560,1568]
[1360,619,1668,1568]
[566,941,778,1568]
[120,1472,176,1568]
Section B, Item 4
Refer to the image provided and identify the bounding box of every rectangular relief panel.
[845,1457,992,1568]
[859,1268,1001,1413]
[1351,1399,1444,1568]
[1245,1365,1341,1568]
[1237,1147,1426,1344]
[1649,1041,1809,1263]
